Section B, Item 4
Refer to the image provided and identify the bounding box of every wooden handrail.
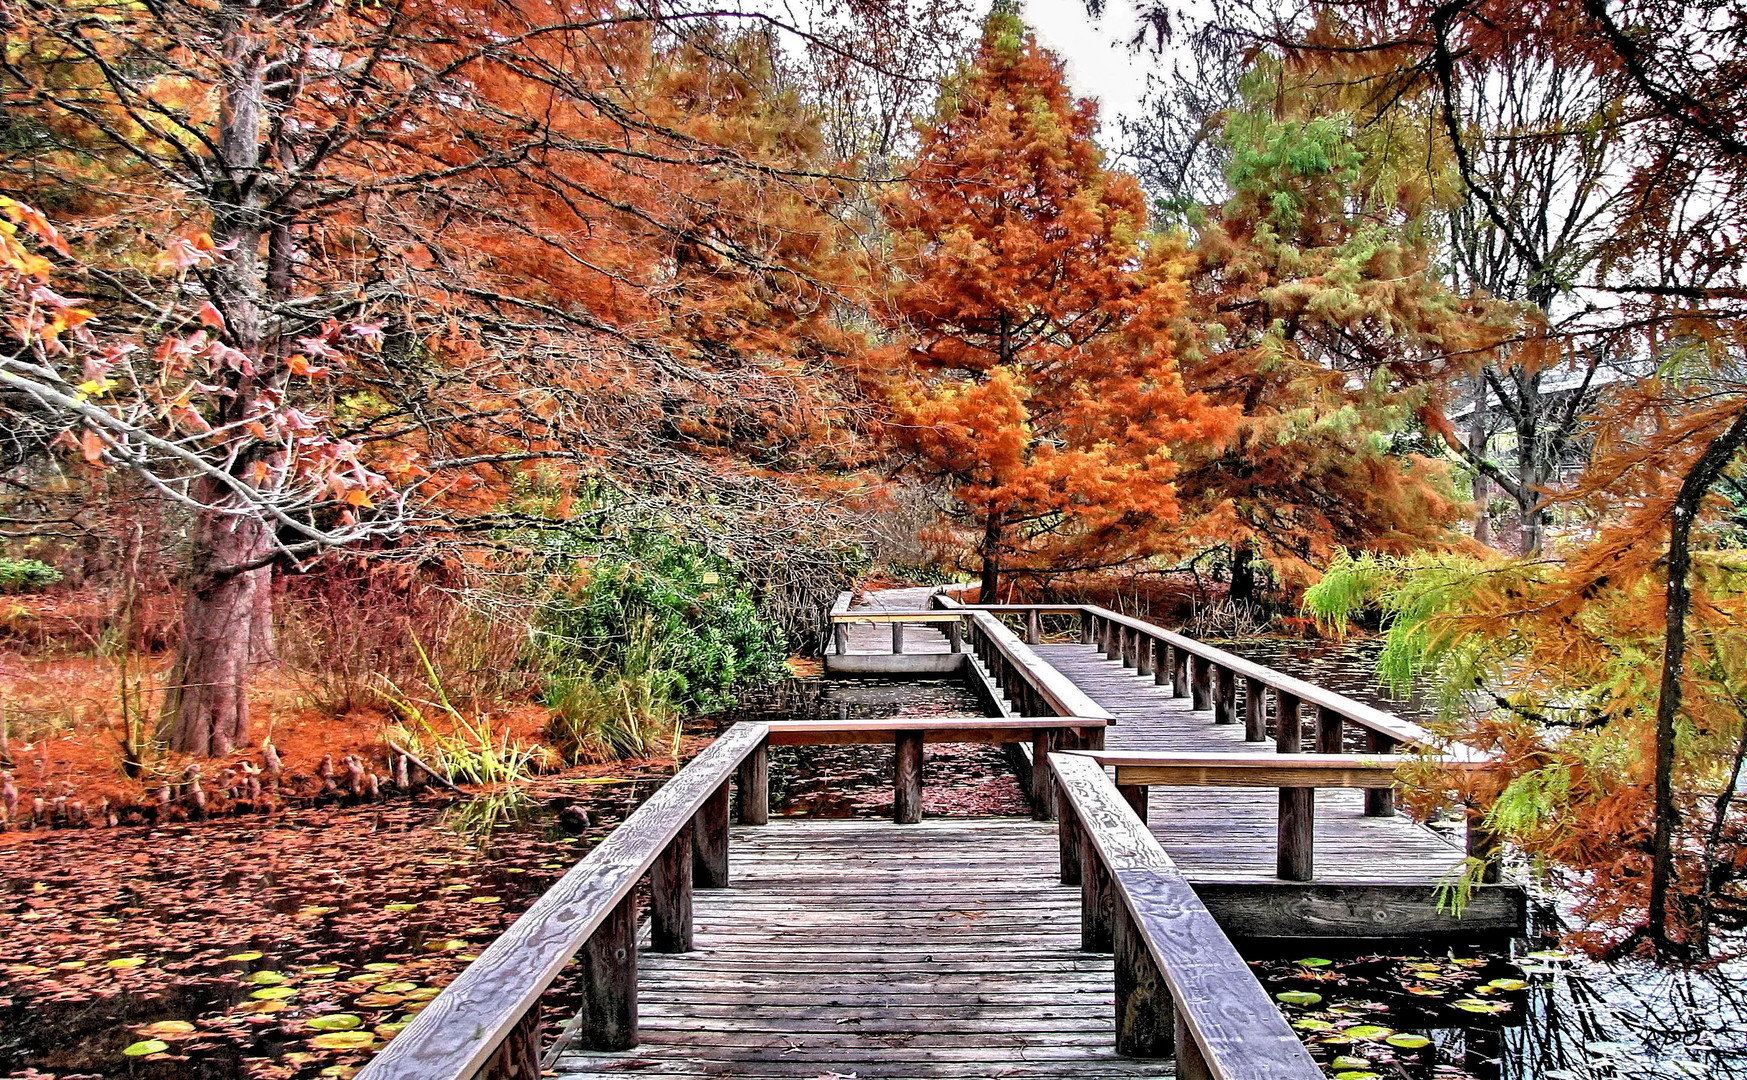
[357,722,769,1080]
[768,717,1107,745]
[934,595,1113,724]
[1067,749,1491,788]
[827,608,966,623]
[1049,752,1322,1079]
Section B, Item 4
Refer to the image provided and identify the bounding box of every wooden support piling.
[891,622,905,654]
[736,740,769,826]
[1080,846,1115,952]
[575,894,638,1050]
[1059,802,1083,886]
[1171,646,1188,697]
[1152,640,1169,686]
[480,1006,542,1080]
[1080,613,1095,645]
[1244,676,1266,742]
[1026,610,1042,645]
[1137,634,1154,676]
[1112,903,1174,1058]
[1214,666,1236,725]
[1031,729,1057,821]
[1275,692,1302,753]
[1365,729,1397,816]
[1190,655,1211,712]
[1277,786,1315,881]
[649,821,693,952]
[893,731,924,824]
[832,622,848,656]
[947,620,963,653]
[1174,1014,1212,1080]
[692,781,730,888]
[1315,706,1343,754]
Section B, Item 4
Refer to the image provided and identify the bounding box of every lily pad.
[347,973,387,985]
[1334,1072,1381,1080]
[1292,1018,1334,1032]
[303,965,342,976]
[363,962,401,972]
[1332,1055,1372,1069]
[1487,978,1528,991]
[1386,1033,1432,1049]
[384,903,418,912]
[224,951,264,962]
[307,1015,364,1032]
[1343,1025,1393,1041]
[107,957,147,969]
[376,981,419,993]
[405,987,442,1001]
[374,1021,410,1037]
[309,1031,376,1050]
[251,986,298,1000]
[137,1020,196,1037]
[247,970,287,985]
[122,1040,169,1057]
[1295,957,1333,968]
[354,993,406,1008]
[1453,997,1510,1014]
[1525,949,1573,961]
[1275,991,1322,1006]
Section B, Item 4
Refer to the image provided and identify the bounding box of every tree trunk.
[1645,407,1747,957]
[1229,540,1256,604]
[1469,371,1493,546]
[162,4,277,754]
[162,483,274,757]
[979,505,1004,602]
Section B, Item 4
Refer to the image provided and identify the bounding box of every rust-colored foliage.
[874,11,1234,598]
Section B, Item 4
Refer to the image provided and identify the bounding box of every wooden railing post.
[832,622,848,656]
[1031,729,1057,821]
[1026,609,1042,645]
[1277,786,1315,881]
[1100,617,1116,657]
[1315,706,1344,753]
[1080,844,1116,952]
[1214,666,1236,725]
[891,621,905,654]
[736,738,769,826]
[1152,640,1169,686]
[1244,676,1266,742]
[1118,784,1148,822]
[894,730,924,824]
[947,619,964,653]
[1364,729,1397,816]
[1059,800,1083,886]
[1273,689,1313,880]
[1136,634,1154,676]
[1171,647,1188,697]
[650,821,693,952]
[1121,625,1136,668]
[1113,903,1174,1058]
[1174,1014,1212,1080]
[1190,655,1211,712]
[479,1007,541,1080]
[1080,612,1096,645]
[692,781,730,889]
[575,893,638,1050]
[1466,805,1503,884]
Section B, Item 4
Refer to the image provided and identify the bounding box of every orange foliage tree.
[874,8,1233,599]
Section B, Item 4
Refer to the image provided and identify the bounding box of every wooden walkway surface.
[1031,643,1468,888]
[552,820,1168,1080]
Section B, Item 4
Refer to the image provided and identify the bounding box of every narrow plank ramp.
[552,819,1171,1079]
[1033,643,1467,886]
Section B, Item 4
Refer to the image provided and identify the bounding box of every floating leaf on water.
[1343,1025,1392,1041]
[456,954,479,961]
[405,987,441,1001]
[223,951,264,962]
[1275,991,1322,1006]
[423,939,467,953]
[354,993,406,1008]
[1333,1072,1381,1080]
[1517,964,1556,975]
[1332,1056,1372,1069]
[1403,985,1443,996]
[56,961,88,970]
[251,986,298,1000]
[107,957,146,969]
[138,1021,196,1037]
[1292,1018,1333,1032]
[1487,978,1528,991]
[303,965,342,976]
[122,1040,169,1057]
[240,999,289,1014]
[247,971,287,985]
[347,973,387,985]
[384,904,418,912]
[1386,1034,1431,1049]
[440,884,471,892]
[376,982,418,993]
[363,962,400,972]
[309,1031,376,1050]
[1526,950,1573,962]
[374,1022,409,1038]
[1296,958,1332,968]
[1452,998,1509,1014]
[297,906,338,918]
[469,896,501,905]
[320,1067,359,1079]
[307,1015,364,1032]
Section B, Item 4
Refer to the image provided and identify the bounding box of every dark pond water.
[3,663,1743,1080]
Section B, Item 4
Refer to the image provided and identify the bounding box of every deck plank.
[552,819,1172,1080]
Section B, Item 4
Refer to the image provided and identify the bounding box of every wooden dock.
[552,820,1162,1080]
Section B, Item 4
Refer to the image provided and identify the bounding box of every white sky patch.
[1020,0,1156,131]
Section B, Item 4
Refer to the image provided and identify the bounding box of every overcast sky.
[1021,0,1157,130]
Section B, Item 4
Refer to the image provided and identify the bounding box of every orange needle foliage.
[874,9,1234,598]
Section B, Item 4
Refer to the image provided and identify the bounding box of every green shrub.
[0,558,61,593]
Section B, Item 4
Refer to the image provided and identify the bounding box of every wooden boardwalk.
[1034,643,1468,887]
[552,820,1167,1080]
